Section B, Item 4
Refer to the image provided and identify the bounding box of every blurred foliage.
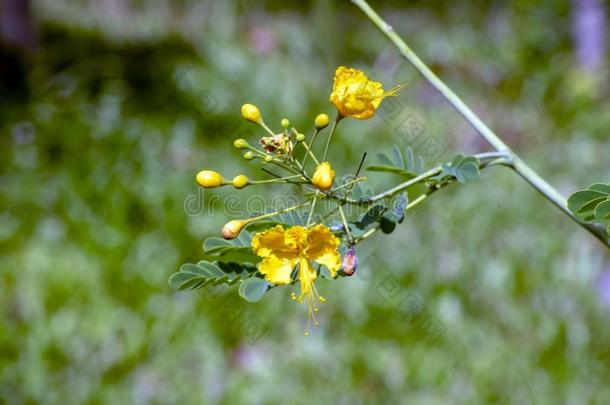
[1,0,610,403]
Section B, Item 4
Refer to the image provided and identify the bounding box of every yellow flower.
[252,224,341,333]
[329,66,405,120]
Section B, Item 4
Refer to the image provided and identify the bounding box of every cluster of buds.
[195,101,345,241]
[259,133,293,155]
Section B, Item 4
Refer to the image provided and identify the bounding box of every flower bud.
[241,103,262,123]
[281,118,290,128]
[341,245,358,276]
[243,151,255,160]
[221,219,247,240]
[196,170,224,188]
[315,113,330,129]
[233,138,249,149]
[263,155,273,163]
[311,162,335,191]
[295,133,305,142]
[232,175,250,189]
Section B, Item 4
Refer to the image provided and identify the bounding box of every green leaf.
[379,214,397,234]
[179,263,210,276]
[594,200,610,223]
[450,154,465,168]
[391,145,405,169]
[457,161,480,183]
[201,234,260,263]
[355,204,386,229]
[458,156,479,167]
[203,237,234,253]
[195,261,226,277]
[238,277,269,303]
[216,261,257,276]
[414,156,424,174]
[568,190,608,221]
[366,165,418,179]
[169,271,205,291]
[405,147,415,172]
[375,152,395,167]
[169,259,253,291]
[589,183,610,194]
[169,264,215,291]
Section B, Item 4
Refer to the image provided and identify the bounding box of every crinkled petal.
[329,66,403,120]
[284,226,309,250]
[259,256,298,285]
[251,225,298,259]
[305,224,341,276]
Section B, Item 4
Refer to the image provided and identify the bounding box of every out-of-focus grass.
[1,1,609,403]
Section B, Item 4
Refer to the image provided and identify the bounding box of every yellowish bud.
[196,170,225,188]
[233,138,249,149]
[241,103,262,123]
[221,219,247,240]
[311,162,335,191]
[315,113,330,129]
[243,151,255,160]
[232,175,250,189]
[295,133,305,142]
[263,155,273,163]
[281,118,290,128]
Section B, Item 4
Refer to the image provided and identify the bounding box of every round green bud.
[296,133,305,142]
[263,155,273,163]
[281,118,290,128]
[243,151,255,160]
[233,138,249,149]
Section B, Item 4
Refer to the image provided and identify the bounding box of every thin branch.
[328,152,511,206]
[351,0,608,248]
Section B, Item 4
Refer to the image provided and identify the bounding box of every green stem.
[332,152,507,206]
[302,129,320,167]
[322,114,342,162]
[338,205,353,242]
[300,140,320,166]
[306,190,320,227]
[251,174,304,184]
[352,0,608,248]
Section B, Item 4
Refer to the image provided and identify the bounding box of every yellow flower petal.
[305,224,341,276]
[259,256,297,285]
[251,225,298,259]
[284,226,309,251]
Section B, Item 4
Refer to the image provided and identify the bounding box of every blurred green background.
[1,0,610,403]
